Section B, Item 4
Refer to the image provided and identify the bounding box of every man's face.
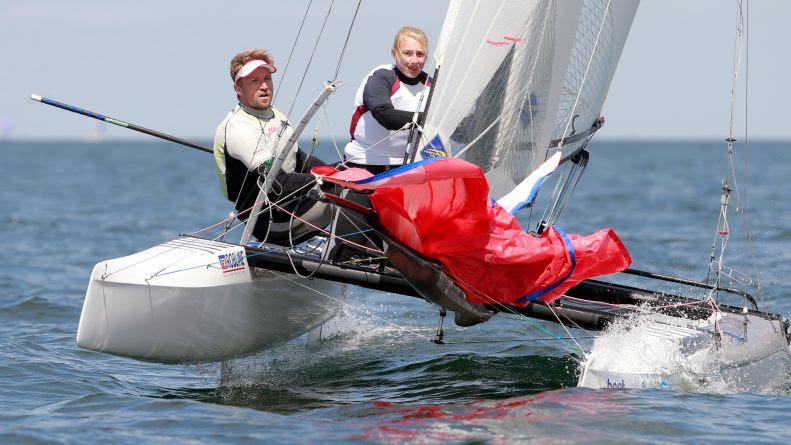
[234,66,274,109]
[391,36,427,79]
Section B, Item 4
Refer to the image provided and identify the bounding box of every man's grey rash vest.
[344,64,431,166]
[213,104,329,244]
[214,104,296,200]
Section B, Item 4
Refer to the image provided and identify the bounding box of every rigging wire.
[556,0,612,152]
[274,0,315,103]
[708,0,767,311]
[535,2,610,232]
[248,0,362,246]
[443,336,594,346]
[230,185,585,357]
[321,103,345,162]
[724,0,744,207]
[332,0,362,81]
[448,8,555,161]
[223,0,360,242]
[545,304,586,354]
[269,270,433,342]
[220,185,586,357]
[436,269,586,358]
[223,0,316,232]
[286,0,336,119]
[738,0,767,311]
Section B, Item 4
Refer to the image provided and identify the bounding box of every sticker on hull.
[217,249,247,276]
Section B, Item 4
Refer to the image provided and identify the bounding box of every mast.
[402,0,462,166]
[403,64,440,165]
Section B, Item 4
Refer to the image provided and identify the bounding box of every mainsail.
[422,0,639,199]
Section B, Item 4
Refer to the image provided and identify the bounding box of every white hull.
[77,237,345,363]
[578,309,791,390]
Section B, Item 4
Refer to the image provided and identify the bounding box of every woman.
[344,26,432,173]
[329,27,432,261]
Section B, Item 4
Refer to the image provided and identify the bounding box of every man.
[214,49,328,245]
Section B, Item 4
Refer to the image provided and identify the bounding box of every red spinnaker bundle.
[314,158,631,306]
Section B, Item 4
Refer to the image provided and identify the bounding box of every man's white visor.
[234,59,277,82]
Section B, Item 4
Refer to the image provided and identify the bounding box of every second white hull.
[577,309,791,390]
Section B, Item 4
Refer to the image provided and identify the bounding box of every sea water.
[1,140,790,443]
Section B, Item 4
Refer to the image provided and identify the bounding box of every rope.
[189,211,242,237]
[284,249,325,280]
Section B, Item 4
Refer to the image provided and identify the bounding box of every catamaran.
[35,0,791,390]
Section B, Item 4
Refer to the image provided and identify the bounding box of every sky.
[0,0,788,142]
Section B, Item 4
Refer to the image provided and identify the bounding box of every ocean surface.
[2,139,790,444]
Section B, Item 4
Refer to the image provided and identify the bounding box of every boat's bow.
[77,237,344,363]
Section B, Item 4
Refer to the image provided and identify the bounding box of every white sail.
[422,0,639,198]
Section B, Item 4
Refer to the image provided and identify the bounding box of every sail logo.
[420,135,448,159]
[218,251,246,273]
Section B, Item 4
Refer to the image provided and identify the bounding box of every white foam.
[581,307,791,393]
[214,304,434,388]
[585,311,687,376]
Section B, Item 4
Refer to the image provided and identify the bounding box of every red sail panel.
[316,158,631,306]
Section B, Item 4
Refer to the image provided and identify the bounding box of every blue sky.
[1,0,788,141]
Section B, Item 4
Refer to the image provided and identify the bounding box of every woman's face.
[391,36,427,78]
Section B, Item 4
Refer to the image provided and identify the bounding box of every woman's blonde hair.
[392,26,429,52]
[229,49,274,81]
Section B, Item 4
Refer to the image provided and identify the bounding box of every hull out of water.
[577,310,791,390]
[77,237,345,364]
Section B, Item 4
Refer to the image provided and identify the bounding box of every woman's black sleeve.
[362,69,416,130]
